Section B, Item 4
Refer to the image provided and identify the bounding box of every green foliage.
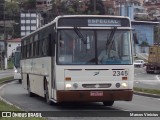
[85,0,105,15]
[134,87,160,95]
[4,0,21,38]
[8,59,14,69]
[0,99,20,111]
[0,99,45,120]
[52,0,105,15]
[5,1,20,17]
[21,0,36,11]
[0,76,14,85]
[140,41,149,47]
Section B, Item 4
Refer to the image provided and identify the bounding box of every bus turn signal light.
[122,77,128,80]
[65,77,71,81]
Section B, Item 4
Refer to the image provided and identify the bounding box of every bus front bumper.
[56,90,133,102]
[14,73,21,80]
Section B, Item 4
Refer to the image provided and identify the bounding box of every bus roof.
[22,15,131,40]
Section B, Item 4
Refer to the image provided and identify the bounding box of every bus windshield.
[13,52,21,68]
[57,29,132,65]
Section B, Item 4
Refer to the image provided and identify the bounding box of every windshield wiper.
[106,27,117,46]
[74,27,87,44]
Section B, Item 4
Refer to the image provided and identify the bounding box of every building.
[132,21,158,54]
[115,0,147,21]
[36,0,52,12]
[21,12,43,37]
[144,0,160,20]
[7,38,21,59]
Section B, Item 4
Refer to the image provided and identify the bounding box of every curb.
[134,91,160,98]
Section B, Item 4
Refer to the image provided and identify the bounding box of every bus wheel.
[18,79,22,84]
[103,101,114,106]
[27,79,34,97]
[45,80,52,105]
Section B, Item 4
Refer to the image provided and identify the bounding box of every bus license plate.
[90,91,103,96]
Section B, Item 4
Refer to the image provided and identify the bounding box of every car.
[134,60,145,67]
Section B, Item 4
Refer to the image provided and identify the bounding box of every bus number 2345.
[113,71,128,76]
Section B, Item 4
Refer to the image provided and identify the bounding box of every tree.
[140,41,149,47]
[85,0,105,15]
[4,1,20,38]
[21,0,36,11]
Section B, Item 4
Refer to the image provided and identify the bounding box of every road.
[2,81,160,111]
[0,81,160,120]
[0,68,160,120]
[0,69,14,79]
[134,67,160,90]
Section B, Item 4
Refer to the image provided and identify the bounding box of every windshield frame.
[56,28,133,65]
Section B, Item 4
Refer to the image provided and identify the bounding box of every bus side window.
[27,44,30,58]
[31,43,34,57]
[42,38,47,56]
[48,34,54,56]
[33,42,36,57]
[51,33,55,57]
[35,41,39,57]
[39,39,43,56]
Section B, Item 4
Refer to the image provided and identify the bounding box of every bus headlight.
[66,84,72,89]
[121,83,128,88]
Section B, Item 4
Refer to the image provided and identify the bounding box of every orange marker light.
[122,77,128,80]
[65,77,71,81]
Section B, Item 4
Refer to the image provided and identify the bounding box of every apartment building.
[21,12,42,37]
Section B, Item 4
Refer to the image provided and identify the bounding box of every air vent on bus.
[82,83,111,88]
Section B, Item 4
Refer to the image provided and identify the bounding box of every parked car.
[134,60,145,67]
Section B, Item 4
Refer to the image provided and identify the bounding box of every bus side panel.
[21,60,27,89]
[22,73,27,90]
[29,74,45,97]
[21,57,52,98]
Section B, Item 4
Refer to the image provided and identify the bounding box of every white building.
[7,38,21,59]
[21,13,43,37]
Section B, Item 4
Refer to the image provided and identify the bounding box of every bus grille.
[82,84,111,88]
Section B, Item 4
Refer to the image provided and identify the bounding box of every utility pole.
[3,0,7,69]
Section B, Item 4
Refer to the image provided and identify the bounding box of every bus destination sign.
[58,17,129,27]
[88,19,121,27]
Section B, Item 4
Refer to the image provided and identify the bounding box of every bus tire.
[27,78,34,97]
[19,79,22,84]
[45,80,52,105]
[103,101,114,106]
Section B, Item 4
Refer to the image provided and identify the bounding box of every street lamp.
[3,0,8,70]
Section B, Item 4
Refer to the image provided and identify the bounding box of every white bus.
[21,15,134,106]
[13,46,22,83]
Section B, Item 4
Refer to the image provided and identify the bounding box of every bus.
[21,15,134,106]
[13,46,22,83]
